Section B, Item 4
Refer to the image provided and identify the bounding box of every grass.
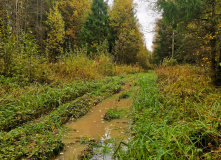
[115,66,221,159]
[0,76,125,131]
[104,108,128,121]
[0,31,148,159]
[0,74,130,159]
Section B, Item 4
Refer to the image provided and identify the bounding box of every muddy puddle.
[55,83,133,160]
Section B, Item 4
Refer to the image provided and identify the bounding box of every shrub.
[162,57,177,67]
[55,50,96,81]
[93,53,115,76]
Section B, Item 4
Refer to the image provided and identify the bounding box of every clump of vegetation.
[104,109,120,121]
[162,57,177,67]
[0,33,143,84]
[104,108,127,121]
[116,66,221,159]
[0,0,150,86]
[0,0,150,159]
[78,144,94,160]
[153,0,221,86]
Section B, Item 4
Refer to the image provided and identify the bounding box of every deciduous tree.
[110,0,149,65]
[156,0,221,86]
[45,2,65,62]
[58,0,91,50]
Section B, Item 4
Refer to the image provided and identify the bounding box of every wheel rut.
[54,83,134,160]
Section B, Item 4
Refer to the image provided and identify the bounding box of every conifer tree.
[81,0,109,53]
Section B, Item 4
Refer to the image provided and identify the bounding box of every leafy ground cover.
[0,74,131,159]
[116,66,220,159]
[0,76,125,131]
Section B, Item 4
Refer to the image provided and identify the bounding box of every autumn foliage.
[153,0,221,86]
[0,0,151,84]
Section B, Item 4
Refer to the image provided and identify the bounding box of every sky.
[107,0,161,51]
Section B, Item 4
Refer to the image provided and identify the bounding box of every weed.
[162,57,177,67]
[78,144,93,160]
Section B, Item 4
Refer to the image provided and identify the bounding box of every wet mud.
[55,83,133,160]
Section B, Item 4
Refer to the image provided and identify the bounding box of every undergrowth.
[0,47,143,85]
[116,65,220,159]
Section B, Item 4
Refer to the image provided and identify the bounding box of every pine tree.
[81,0,109,53]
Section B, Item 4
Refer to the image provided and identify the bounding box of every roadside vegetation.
[115,66,220,159]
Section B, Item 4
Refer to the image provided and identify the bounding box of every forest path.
[55,79,138,160]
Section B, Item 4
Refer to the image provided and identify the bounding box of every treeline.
[152,0,221,86]
[0,0,151,82]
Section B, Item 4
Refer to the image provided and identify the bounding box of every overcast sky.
[107,0,161,51]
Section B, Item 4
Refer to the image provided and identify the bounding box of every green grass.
[104,108,128,121]
[0,76,125,131]
[116,67,221,160]
[3,66,219,159]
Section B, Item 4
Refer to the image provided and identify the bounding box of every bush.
[115,64,143,75]
[55,50,96,81]
[0,28,144,84]
[93,53,115,76]
[0,28,49,83]
[162,57,177,67]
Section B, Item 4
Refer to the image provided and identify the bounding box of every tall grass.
[117,66,220,159]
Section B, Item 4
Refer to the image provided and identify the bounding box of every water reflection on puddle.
[91,126,129,160]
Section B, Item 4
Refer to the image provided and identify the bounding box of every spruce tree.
[81,0,109,53]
